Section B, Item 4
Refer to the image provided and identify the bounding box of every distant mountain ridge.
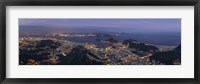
[123,39,158,51]
[106,37,118,43]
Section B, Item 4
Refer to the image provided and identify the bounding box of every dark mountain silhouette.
[96,38,102,42]
[36,40,61,49]
[59,45,106,65]
[123,39,158,51]
[19,49,49,62]
[175,44,181,51]
[20,40,62,64]
[149,44,181,65]
[106,37,118,43]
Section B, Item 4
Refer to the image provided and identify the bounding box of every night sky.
[19,19,181,34]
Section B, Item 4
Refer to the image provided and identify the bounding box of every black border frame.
[0,0,200,84]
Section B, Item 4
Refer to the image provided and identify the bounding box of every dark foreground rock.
[59,46,106,65]
[149,44,181,65]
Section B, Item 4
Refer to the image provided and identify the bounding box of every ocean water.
[58,33,181,47]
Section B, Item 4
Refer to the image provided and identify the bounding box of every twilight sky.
[19,19,181,34]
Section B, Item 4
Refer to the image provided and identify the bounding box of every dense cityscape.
[19,32,181,65]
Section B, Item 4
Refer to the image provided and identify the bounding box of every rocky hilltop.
[149,44,181,65]
[58,45,107,65]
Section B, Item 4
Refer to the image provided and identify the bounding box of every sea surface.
[56,33,181,48]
